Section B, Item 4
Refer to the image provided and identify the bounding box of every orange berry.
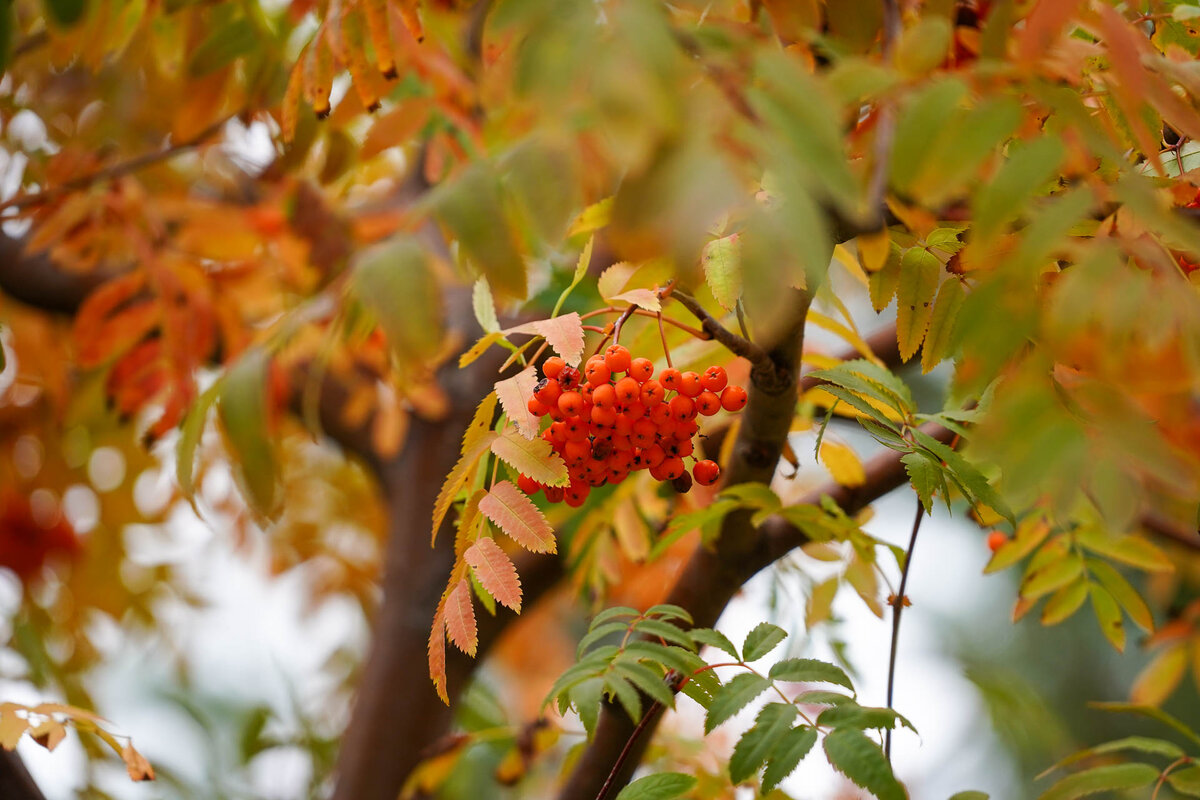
[678,371,703,397]
[660,457,686,481]
[693,460,720,486]
[543,356,566,379]
[604,345,632,374]
[649,403,672,426]
[517,474,542,495]
[614,377,641,405]
[558,391,584,417]
[565,484,590,507]
[535,379,562,405]
[640,380,665,407]
[659,368,682,391]
[695,390,721,416]
[701,366,728,392]
[629,358,654,382]
[721,385,748,412]
[527,396,549,416]
[585,356,611,387]
[987,531,1009,552]
[558,366,581,389]
[669,395,696,422]
[592,383,616,409]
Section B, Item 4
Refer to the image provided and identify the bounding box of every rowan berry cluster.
[517,345,748,507]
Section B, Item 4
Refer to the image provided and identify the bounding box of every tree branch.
[0,748,47,800]
[669,290,769,365]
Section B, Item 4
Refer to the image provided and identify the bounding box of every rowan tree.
[2,0,1200,798]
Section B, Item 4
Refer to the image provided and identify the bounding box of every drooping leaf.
[504,313,585,366]
[495,366,540,439]
[431,431,496,545]
[1085,559,1154,633]
[1043,735,1185,774]
[705,672,772,733]
[823,727,907,800]
[1037,763,1158,800]
[742,622,787,662]
[176,382,221,509]
[189,15,258,77]
[613,773,697,800]
[761,726,818,794]
[490,428,569,487]
[1089,584,1126,653]
[769,658,855,691]
[566,196,613,238]
[434,164,527,300]
[1130,644,1188,706]
[896,248,942,362]
[702,232,742,310]
[911,428,1014,524]
[446,578,478,657]
[464,537,522,612]
[218,349,277,517]
[902,451,942,514]
[1019,552,1084,601]
[610,288,661,312]
[1074,527,1173,573]
[729,703,798,784]
[479,480,557,553]
[1040,577,1089,626]
[612,659,675,709]
[820,440,866,487]
[428,606,448,703]
[921,278,965,374]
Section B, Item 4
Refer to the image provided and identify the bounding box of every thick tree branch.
[669,290,768,365]
[0,749,47,800]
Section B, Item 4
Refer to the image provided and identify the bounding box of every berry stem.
[656,312,673,368]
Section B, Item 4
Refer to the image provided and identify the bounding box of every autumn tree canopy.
[2,0,1200,798]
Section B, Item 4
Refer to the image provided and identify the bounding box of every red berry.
[614,377,641,406]
[643,444,667,468]
[585,356,611,387]
[535,379,562,405]
[660,457,685,481]
[517,474,542,495]
[591,405,619,426]
[678,371,703,397]
[693,460,720,486]
[649,403,672,426]
[623,402,647,420]
[528,396,549,416]
[592,383,616,409]
[559,391,584,417]
[987,531,1009,553]
[565,483,590,507]
[543,357,566,379]
[701,366,728,393]
[640,380,665,407]
[604,345,632,374]
[544,485,565,503]
[632,419,657,447]
[563,440,590,465]
[558,366,581,389]
[659,368,682,391]
[721,385,748,412]
[668,437,694,458]
[695,391,721,416]
[628,358,654,382]
[669,395,696,422]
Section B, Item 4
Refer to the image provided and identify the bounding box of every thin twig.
[657,312,673,368]
[0,115,233,213]
[867,0,902,228]
[885,496,925,762]
[579,306,708,340]
[594,700,663,800]
[670,290,769,365]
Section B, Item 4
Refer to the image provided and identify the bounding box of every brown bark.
[0,748,47,800]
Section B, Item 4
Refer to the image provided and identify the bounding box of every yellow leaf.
[1131,644,1187,706]
[121,743,155,782]
[490,428,569,487]
[432,431,496,545]
[819,440,865,487]
[566,196,614,237]
[857,229,890,273]
[0,708,29,749]
[428,603,448,703]
[495,366,540,439]
[832,244,869,288]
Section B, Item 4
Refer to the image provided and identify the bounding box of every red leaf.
[445,578,478,656]
[464,537,523,612]
[505,313,585,366]
[478,480,557,554]
[428,605,448,704]
[74,272,159,368]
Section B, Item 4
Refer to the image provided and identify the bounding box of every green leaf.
[817,703,913,732]
[634,618,696,650]
[742,623,787,662]
[768,658,854,691]
[604,672,642,723]
[1168,766,1200,797]
[895,16,952,76]
[895,248,942,362]
[1074,527,1173,573]
[1089,702,1200,748]
[434,163,527,300]
[645,604,694,625]
[702,233,742,310]
[810,360,915,418]
[1037,763,1159,800]
[591,606,642,626]
[1042,735,1185,774]
[902,451,942,515]
[1040,576,1089,626]
[572,677,603,740]
[1089,584,1125,653]
[176,382,221,509]
[910,428,1014,524]
[985,517,1051,573]
[705,672,772,733]
[729,703,798,784]
[691,628,740,660]
[818,384,899,430]
[1019,552,1084,601]
[891,78,968,192]
[188,16,259,77]
[921,278,965,374]
[823,727,907,800]
[576,621,631,657]
[44,0,86,28]
[612,660,675,709]
[614,773,697,800]
[622,642,704,677]
[973,136,1066,242]
[354,239,444,363]
[947,793,989,800]
[911,97,1022,207]
[218,349,277,517]
[762,726,818,793]
[649,499,738,560]
[869,243,903,312]
[552,236,593,317]
[793,690,853,706]
[1085,559,1154,632]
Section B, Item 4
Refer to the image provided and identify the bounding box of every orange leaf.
[464,537,523,612]
[610,288,661,313]
[446,578,478,656]
[363,0,397,78]
[281,51,306,144]
[428,604,448,703]
[495,366,540,439]
[1092,5,1166,172]
[396,0,424,43]
[432,431,497,545]
[489,429,569,488]
[478,480,557,554]
[303,31,333,118]
[1016,0,1085,64]
[0,708,29,750]
[74,272,159,368]
[121,743,155,782]
[362,97,433,159]
[505,312,585,366]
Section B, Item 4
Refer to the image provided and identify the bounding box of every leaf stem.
[885,495,925,762]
